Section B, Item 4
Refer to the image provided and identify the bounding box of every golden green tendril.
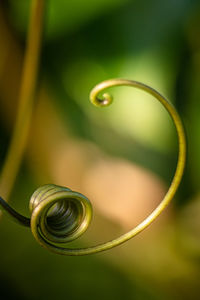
[0,79,186,256]
[0,0,45,200]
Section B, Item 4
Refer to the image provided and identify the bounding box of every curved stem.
[0,79,186,255]
[0,0,45,200]
[0,197,30,226]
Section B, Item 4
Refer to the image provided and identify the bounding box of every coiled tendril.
[0,79,186,256]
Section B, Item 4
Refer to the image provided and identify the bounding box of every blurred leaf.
[8,0,131,40]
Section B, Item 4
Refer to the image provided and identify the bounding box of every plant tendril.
[0,79,186,256]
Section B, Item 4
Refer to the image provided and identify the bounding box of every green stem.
[0,0,45,199]
[1,79,186,256]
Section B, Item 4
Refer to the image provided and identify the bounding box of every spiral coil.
[0,79,186,256]
[30,184,92,247]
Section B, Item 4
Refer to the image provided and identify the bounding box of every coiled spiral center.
[29,184,92,248]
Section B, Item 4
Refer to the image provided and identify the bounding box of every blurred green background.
[0,0,200,299]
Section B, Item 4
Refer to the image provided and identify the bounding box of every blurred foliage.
[1,0,200,299]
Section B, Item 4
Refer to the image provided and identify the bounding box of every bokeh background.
[0,0,200,299]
